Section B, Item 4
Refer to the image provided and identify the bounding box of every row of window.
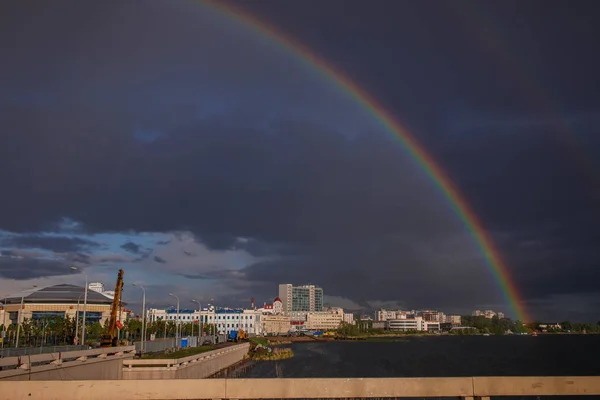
[160,314,255,321]
[217,323,253,328]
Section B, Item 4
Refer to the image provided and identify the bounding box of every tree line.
[334,316,600,337]
[1,317,217,348]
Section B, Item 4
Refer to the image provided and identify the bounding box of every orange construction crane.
[100,269,124,347]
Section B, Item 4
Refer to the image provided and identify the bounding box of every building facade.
[260,314,291,335]
[472,310,504,319]
[1,284,125,327]
[278,284,323,314]
[305,308,344,331]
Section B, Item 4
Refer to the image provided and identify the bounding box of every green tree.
[560,321,572,331]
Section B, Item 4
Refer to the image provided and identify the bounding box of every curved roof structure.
[4,284,115,305]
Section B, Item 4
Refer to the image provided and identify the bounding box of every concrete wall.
[0,346,135,382]
[0,357,127,381]
[122,343,249,380]
[3,376,600,400]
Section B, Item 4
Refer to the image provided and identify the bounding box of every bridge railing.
[122,342,249,370]
[1,376,600,400]
[0,345,135,372]
[0,344,90,358]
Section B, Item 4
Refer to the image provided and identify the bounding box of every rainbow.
[201,0,529,322]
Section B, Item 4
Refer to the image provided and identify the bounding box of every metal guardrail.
[123,342,249,370]
[0,345,89,358]
[0,345,136,370]
[2,376,600,400]
[132,334,227,353]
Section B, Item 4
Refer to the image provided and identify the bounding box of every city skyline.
[1,1,599,322]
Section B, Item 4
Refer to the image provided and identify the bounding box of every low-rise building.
[472,310,504,319]
[306,308,344,331]
[343,312,355,325]
[444,315,462,325]
[215,309,260,335]
[388,317,424,331]
[1,284,125,327]
[260,314,291,335]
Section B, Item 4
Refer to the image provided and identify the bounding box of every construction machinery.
[100,269,125,347]
[227,329,249,342]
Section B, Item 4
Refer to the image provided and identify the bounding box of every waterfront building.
[418,310,445,322]
[260,314,291,335]
[1,284,126,327]
[376,309,409,321]
[343,312,355,325]
[305,308,344,331]
[278,284,323,314]
[472,310,504,319]
[215,309,261,335]
[388,317,424,331]
[444,315,462,325]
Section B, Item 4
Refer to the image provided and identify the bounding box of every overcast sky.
[1,0,599,321]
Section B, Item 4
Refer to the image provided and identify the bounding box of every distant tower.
[251,297,255,310]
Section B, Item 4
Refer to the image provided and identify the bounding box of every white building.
[343,312,355,325]
[376,309,409,321]
[388,317,424,331]
[472,310,504,319]
[256,297,283,315]
[146,306,263,336]
[88,282,105,293]
[215,309,262,336]
[88,282,114,299]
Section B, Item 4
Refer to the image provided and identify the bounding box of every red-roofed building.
[258,297,283,315]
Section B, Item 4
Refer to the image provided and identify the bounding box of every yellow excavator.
[100,269,125,347]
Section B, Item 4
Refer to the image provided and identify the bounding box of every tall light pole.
[2,296,7,349]
[210,298,215,341]
[191,300,201,342]
[168,293,179,344]
[70,266,88,346]
[15,285,37,348]
[132,283,146,354]
[74,293,84,345]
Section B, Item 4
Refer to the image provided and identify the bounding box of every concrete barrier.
[0,345,135,381]
[2,376,600,400]
[122,343,249,379]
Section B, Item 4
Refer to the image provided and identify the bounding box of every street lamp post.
[70,266,88,346]
[168,293,180,347]
[74,293,84,345]
[132,283,146,354]
[191,300,201,344]
[15,285,37,348]
[15,295,25,348]
[2,296,7,349]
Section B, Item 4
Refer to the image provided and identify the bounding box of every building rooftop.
[4,284,117,305]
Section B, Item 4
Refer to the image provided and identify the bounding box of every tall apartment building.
[278,284,323,314]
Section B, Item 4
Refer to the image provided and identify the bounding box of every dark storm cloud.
[180,269,242,281]
[0,234,99,253]
[0,252,71,280]
[1,0,599,319]
[121,242,141,254]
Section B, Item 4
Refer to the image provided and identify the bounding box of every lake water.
[242,335,600,378]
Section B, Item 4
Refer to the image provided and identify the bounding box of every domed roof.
[4,284,115,305]
[273,297,282,303]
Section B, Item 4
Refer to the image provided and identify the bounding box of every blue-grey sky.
[1,0,599,321]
